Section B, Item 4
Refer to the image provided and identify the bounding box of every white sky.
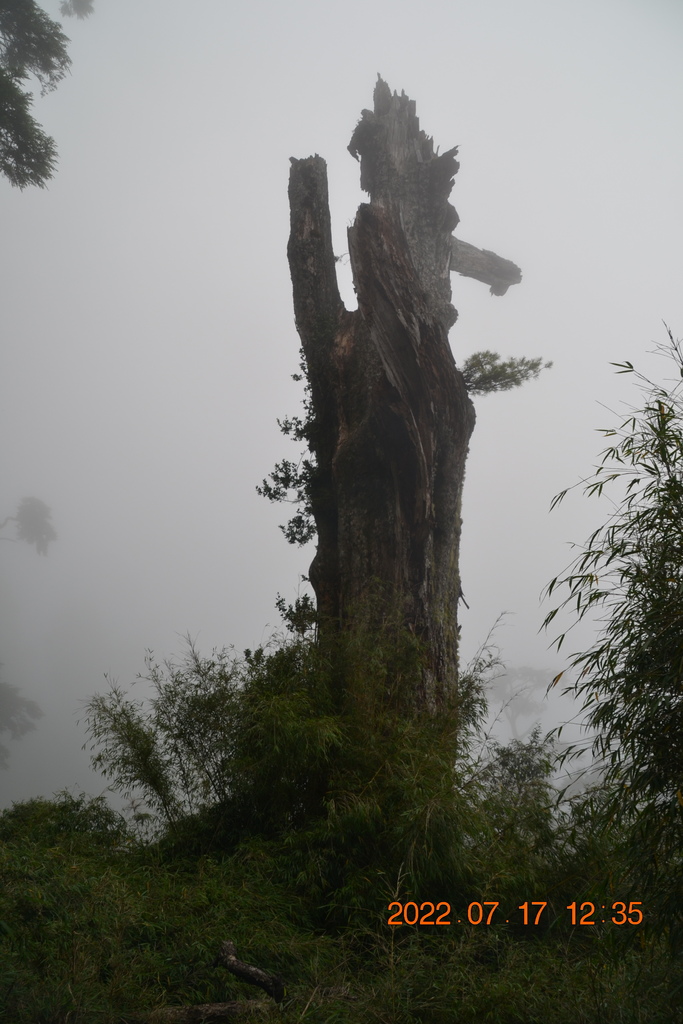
[1,0,682,806]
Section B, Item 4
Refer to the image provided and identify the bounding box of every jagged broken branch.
[450,237,522,295]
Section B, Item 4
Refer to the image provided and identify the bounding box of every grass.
[0,791,681,1024]
[1,623,681,1023]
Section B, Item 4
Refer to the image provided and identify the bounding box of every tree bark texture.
[287,77,519,708]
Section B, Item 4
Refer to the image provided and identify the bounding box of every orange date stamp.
[387,900,644,926]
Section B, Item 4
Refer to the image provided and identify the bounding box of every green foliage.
[259,348,552,546]
[354,925,679,1024]
[0,62,57,187]
[0,790,127,847]
[0,624,680,1021]
[0,0,71,94]
[82,616,494,919]
[257,350,318,545]
[0,0,71,187]
[544,327,683,949]
[82,633,348,846]
[275,591,317,636]
[0,784,681,1023]
[460,350,553,395]
[83,642,246,835]
[0,795,320,1024]
[0,0,94,188]
[477,727,556,869]
[256,449,316,545]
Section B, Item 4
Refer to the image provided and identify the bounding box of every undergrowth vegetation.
[1,614,682,1023]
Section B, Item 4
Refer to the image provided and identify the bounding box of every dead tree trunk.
[287,77,520,708]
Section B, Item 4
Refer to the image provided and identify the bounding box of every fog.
[2,0,682,808]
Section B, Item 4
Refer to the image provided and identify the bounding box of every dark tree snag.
[287,77,520,708]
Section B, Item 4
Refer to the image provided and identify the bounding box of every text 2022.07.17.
[387,901,644,927]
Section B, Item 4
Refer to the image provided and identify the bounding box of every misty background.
[2,0,682,807]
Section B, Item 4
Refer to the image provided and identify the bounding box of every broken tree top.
[348,76,522,301]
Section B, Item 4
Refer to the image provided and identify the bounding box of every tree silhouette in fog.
[0,497,56,555]
[0,669,42,770]
[59,1,94,18]
[0,497,52,766]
